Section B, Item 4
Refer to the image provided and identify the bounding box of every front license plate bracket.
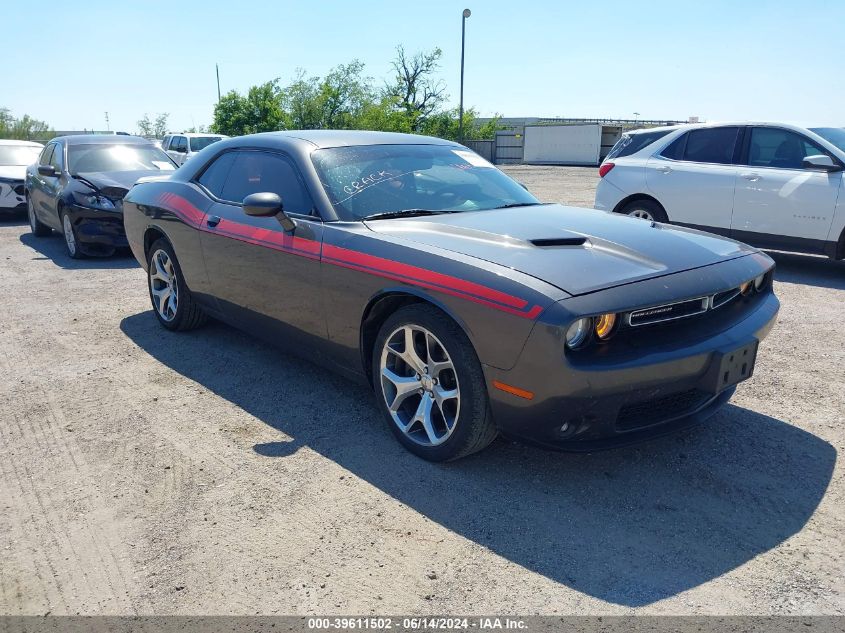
[711,341,758,393]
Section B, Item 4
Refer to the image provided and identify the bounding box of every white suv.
[162,133,228,166]
[594,123,845,261]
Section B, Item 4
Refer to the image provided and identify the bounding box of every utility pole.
[104,112,110,132]
[216,64,221,102]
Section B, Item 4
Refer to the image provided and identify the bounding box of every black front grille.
[628,297,708,327]
[616,389,712,431]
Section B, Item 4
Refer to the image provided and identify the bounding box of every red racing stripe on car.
[324,254,545,320]
[323,244,531,311]
[214,218,321,259]
[159,192,205,225]
[156,192,544,319]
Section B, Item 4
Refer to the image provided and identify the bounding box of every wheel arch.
[612,193,666,216]
[143,225,171,262]
[359,288,476,387]
[835,224,845,260]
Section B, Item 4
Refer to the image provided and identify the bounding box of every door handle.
[206,215,221,228]
[657,165,672,174]
[740,172,760,181]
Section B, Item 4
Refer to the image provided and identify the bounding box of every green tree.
[154,113,169,138]
[420,108,501,142]
[356,96,414,133]
[0,108,13,136]
[318,60,374,129]
[212,80,287,136]
[137,114,153,137]
[385,46,447,132]
[283,71,322,129]
[0,109,52,140]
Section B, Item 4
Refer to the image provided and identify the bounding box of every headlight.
[594,313,617,340]
[753,273,766,291]
[72,191,116,210]
[565,318,592,350]
[739,280,752,296]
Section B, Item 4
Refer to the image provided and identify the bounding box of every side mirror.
[242,192,296,232]
[37,165,58,177]
[802,154,842,172]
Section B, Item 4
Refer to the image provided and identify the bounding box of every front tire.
[619,199,668,223]
[372,304,497,461]
[147,238,207,331]
[28,196,51,236]
[61,211,84,259]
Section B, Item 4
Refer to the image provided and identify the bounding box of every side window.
[177,137,188,152]
[660,133,687,160]
[49,144,63,171]
[197,151,237,198]
[219,151,313,215]
[747,127,827,170]
[162,136,171,150]
[682,127,740,165]
[39,144,54,166]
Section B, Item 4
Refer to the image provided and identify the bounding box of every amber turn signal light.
[595,313,617,339]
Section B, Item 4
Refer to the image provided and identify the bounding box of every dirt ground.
[1,166,843,616]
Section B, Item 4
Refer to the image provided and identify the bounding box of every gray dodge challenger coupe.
[123,131,779,461]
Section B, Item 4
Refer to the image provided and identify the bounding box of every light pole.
[216,63,221,103]
[458,8,471,144]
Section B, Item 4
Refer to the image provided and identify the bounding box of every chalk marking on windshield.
[335,169,418,204]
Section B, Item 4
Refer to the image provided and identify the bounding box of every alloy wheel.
[62,214,77,256]
[27,199,37,233]
[379,324,460,447]
[627,208,654,221]
[149,249,179,322]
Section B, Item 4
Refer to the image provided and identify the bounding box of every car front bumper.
[0,180,26,213]
[483,255,780,451]
[67,203,128,254]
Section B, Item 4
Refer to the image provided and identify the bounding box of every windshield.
[189,136,224,152]
[809,127,845,153]
[0,145,42,167]
[311,144,539,220]
[67,143,177,173]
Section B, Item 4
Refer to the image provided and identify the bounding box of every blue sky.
[4,0,841,133]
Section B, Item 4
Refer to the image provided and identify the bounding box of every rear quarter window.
[606,129,672,159]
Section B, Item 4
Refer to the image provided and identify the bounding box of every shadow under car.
[120,311,835,607]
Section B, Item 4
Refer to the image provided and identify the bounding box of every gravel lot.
[1,165,843,615]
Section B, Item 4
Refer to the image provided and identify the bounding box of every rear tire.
[619,199,668,223]
[27,196,51,237]
[372,304,497,462]
[147,238,207,331]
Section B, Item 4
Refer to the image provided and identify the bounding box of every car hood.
[364,204,756,296]
[0,165,27,181]
[76,170,171,199]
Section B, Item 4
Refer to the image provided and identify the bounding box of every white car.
[0,139,43,216]
[594,123,845,261]
[161,132,227,166]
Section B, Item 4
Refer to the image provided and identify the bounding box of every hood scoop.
[530,237,588,247]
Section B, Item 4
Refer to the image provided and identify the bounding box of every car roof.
[54,134,155,145]
[167,132,228,138]
[627,121,835,135]
[249,129,458,149]
[0,139,44,147]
